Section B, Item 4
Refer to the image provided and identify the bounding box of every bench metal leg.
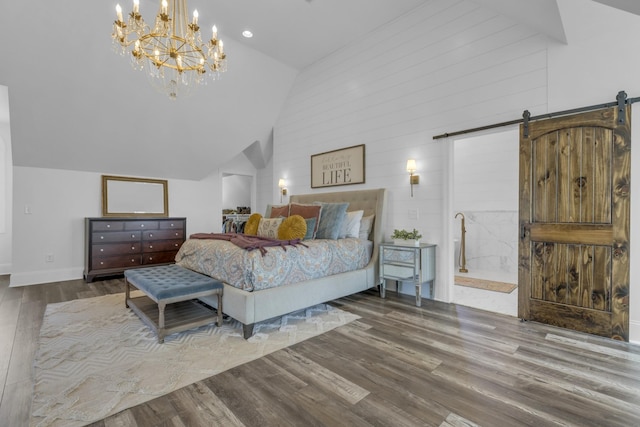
[158,302,166,344]
[216,292,223,327]
[125,279,131,308]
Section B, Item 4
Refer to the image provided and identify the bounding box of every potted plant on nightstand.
[391,228,422,246]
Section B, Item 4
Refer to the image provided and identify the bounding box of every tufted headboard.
[290,188,388,270]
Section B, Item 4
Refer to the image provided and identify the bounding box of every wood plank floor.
[2,274,640,426]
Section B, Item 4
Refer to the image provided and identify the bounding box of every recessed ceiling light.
[242,30,253,38]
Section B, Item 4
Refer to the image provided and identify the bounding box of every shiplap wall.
[272,0,548,298]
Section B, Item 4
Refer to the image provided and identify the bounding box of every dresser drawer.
[142,251,178,265]
[142,240,184,253]
[143,229,184,241]
[93,243,140,256]
[92,254,141,270]
[93,231,142,243]
[160,219,185,230]
[91,221,125,232]
[124,220,159,231]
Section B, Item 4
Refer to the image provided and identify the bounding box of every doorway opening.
[450,128,519,316]
[221,173,253,233]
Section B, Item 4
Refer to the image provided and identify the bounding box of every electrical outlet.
[45,253,54,263]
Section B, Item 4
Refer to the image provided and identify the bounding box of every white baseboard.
[9,267,84,287]
[629,320,640,345]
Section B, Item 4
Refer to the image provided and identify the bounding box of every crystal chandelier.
[112,0,227,100]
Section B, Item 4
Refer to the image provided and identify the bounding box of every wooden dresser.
[84,217,187,282]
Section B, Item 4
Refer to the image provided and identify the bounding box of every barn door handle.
[520,223,528,239]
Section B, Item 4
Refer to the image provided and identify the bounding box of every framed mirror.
[102,175,168,217]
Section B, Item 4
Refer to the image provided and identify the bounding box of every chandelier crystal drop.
[112,0,227,100]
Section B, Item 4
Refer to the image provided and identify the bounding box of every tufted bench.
[124,264,224,343]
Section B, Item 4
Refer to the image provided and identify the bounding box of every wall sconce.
[278,178,287,203]
[406,159,419,197]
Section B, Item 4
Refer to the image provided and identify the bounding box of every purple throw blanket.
[189,233,307,256]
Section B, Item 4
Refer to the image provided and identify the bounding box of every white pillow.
[358,214,375,240]
[339,210,364,239]
[257,217,283,239]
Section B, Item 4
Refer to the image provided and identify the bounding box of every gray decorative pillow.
[313,202,349,240]
[303,218,317,240]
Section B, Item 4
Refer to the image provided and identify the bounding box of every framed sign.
[311,144,365,188]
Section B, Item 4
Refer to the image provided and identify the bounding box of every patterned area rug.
[30,293,359,427]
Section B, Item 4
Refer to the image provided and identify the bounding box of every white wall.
[0,85,11,274]
[274,0,549,302]
[453,130,519,212]
[272,0,640,341]
[222,175,252,211]
[10,167,220,286]
[0,130,11,275]
[256,156,274,217]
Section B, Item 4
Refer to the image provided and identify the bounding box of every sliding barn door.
[518,106,630,340]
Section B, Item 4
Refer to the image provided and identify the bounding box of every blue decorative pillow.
[313,202,349,240]
[304,218,317,240]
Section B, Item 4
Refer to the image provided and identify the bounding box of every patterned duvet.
[175,237,372,292]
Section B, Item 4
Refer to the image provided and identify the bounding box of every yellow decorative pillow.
[244,213,262,236]
[277,214,307,240]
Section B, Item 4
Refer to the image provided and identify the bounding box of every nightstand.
[379,242,436,307]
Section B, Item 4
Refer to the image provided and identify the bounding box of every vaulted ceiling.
[0,0,637,180]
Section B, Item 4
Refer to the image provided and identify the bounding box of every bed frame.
[199,188,387,338]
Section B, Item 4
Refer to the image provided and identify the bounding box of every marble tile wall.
[454,210,518,275]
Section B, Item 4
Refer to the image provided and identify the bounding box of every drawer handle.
[149,233,153,237]
[106,224,110,228]
[141,224,144,227]
[175,243,178,247]
[131,246,135,250]
[100,236,104,240]
[132,234,136,238]
[100,261,104,265]
[100,248,104,252]
[149,245,153,249]
[131,259,135,263]
[175,232,179,236]
[149,257,153,261]
[170,223,174,226]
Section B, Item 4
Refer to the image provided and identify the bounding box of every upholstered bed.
[177,188,387,338]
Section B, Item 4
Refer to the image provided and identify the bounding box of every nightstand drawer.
[381,264,417,281]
